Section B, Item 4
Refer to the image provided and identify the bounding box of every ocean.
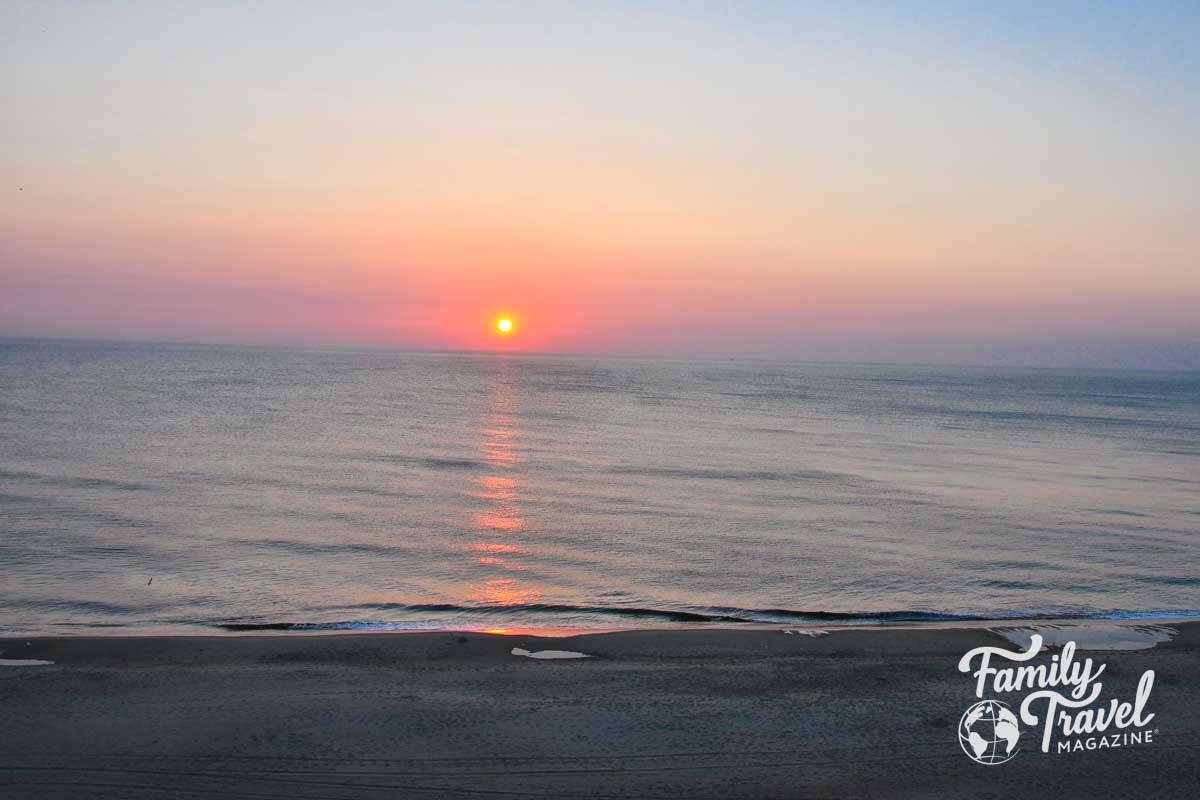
[1,337,1198,634]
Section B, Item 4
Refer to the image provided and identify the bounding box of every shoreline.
[4,612,1199,641]
[3,617,1195,661]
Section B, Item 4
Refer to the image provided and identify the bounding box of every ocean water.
[1,337,1198,635]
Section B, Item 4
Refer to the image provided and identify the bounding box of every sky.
[2,1,1199,367]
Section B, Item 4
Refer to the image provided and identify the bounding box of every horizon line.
[2,333,1197,375]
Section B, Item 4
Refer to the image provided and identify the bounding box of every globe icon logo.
[958,700,1021,764]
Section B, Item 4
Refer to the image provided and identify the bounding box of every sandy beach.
[2,620,1196,798]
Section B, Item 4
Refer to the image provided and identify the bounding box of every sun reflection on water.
[464,362,541,608]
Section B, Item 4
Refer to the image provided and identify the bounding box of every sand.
[1,620,1197,798]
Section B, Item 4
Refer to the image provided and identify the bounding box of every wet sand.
[1,621,1197,798]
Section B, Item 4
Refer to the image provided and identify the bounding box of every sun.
[496,318,514,334]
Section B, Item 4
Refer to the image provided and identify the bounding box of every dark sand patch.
[0,621,1196,798]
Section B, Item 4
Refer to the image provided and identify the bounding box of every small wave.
[232,538,415,558]
[188,376,260,388]
[607,466,861,484]
[220,620,453,632]
[346,453,483,471]
[1136,575,1200,587]
[0,468,153,492]
[7,598,150,616]
[1099,609,1200,621]
[369,602,961,624]
[213,604,1200,632]
[1092,508,1153,518]
[971,578,1060,591]
[217,603,992,630]
[421,457,482,471]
